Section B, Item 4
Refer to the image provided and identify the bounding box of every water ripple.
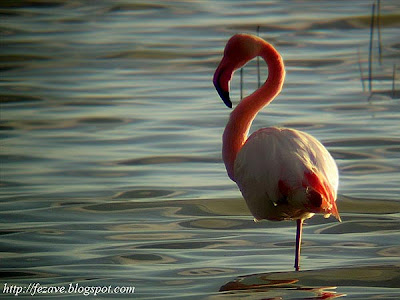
[1,1,400,299]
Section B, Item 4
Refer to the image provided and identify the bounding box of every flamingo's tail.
[303,171,341,222]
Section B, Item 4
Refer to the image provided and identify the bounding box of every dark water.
[1,1,400,299]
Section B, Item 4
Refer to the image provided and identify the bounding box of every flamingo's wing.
[234,127,339,221]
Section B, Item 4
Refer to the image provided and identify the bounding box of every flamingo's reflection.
[219,268,348,299]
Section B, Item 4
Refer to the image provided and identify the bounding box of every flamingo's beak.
[214,79,232,108]
[213,64,232,108]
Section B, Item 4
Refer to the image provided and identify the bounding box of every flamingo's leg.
[295,219,303,271]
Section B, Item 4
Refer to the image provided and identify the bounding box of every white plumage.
[234,127,338,221]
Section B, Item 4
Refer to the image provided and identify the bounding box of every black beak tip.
[214,82,232,108]
[222,92,232,108]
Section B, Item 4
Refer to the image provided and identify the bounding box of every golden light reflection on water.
[217,264,400,298]
[187,218,243,229]
[377,246,400,257]
[179,268,235,277]
[114,253,177,265]
[107,222,180,232]
[107,232,195,241]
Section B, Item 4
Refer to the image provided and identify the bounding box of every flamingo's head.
[213,34,264,108]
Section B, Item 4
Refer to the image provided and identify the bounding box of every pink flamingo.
[213,34,341,271]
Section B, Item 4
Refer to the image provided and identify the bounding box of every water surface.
[1,1,400,299]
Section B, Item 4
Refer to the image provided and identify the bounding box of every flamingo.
[213,34,341,271]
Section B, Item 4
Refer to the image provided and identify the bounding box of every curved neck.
[223,42,285,181]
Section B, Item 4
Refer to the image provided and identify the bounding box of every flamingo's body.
[213,34,340,271]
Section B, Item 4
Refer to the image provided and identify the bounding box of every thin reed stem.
[377,0,382,65]
[357,47,366,92]
[240,67,243,100]
[393,64,396,99]
[368,2,376,92]
[257,26,261,88]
